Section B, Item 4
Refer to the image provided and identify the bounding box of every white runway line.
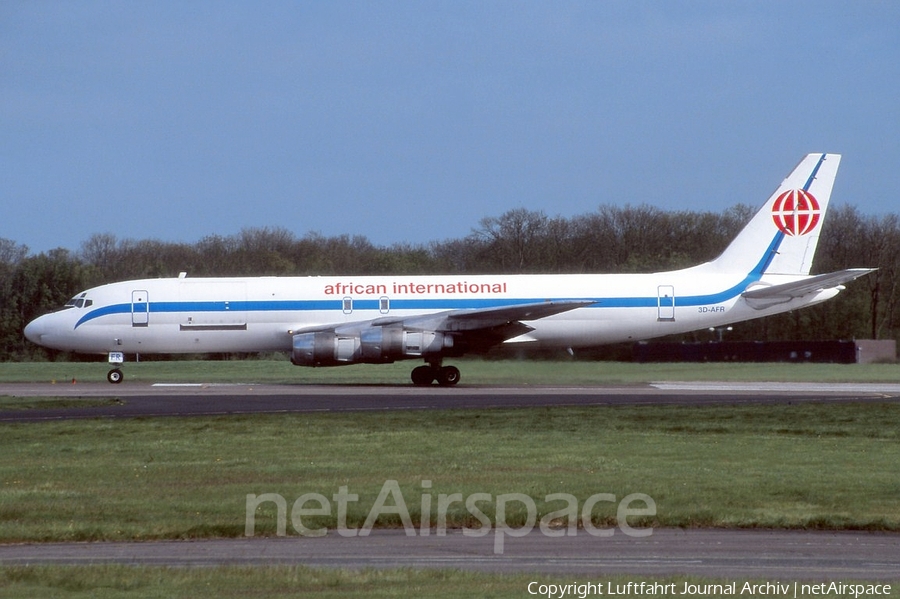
[651,382,900,394]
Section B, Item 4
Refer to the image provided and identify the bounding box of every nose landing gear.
[107,351,125,384]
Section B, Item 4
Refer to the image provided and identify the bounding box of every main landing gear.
[411,360,461,386]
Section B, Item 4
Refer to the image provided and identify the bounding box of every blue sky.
[3,1,899,254]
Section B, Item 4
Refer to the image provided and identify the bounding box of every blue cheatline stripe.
[804,154,827,191]
[75,303,131,327]
[74,156,829,330]
[72,266,767,329]
[71,234,787,328]
[72,236,784,329]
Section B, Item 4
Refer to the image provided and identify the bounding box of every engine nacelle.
[291,325,454,366]
[291,331,348,366]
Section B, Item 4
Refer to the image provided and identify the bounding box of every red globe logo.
[771,189,821,236]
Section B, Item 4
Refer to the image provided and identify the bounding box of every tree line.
[1,204,896,361]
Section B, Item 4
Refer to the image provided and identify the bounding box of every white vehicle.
[25,153,872,385]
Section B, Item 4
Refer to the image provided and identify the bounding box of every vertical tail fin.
[710,153,841,276]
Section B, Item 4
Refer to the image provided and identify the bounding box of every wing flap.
[426,299,594,352]
[445,299,595,329]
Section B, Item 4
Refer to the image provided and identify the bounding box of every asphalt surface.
[2,380,900,422]
[1,529,899,580]
[2,381,900,580]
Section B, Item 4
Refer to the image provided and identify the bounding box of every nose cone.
[24,316,48,346]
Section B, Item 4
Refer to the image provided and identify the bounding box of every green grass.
[1,567,896,599]
[2,358,900,385]
[0,396,123,411]
[3,362,899,595]
[2,403,899,542]
[0,566,525,599]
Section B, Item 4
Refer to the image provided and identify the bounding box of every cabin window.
[342,297,353,314]
[379,296,390,314]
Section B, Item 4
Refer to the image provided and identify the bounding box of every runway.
[1,529,899,580]
[2,381,899,580]
[2,380,899,422]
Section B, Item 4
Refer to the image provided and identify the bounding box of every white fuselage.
[24,268,836,357]
[22,153,864,386]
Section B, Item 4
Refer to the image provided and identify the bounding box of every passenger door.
[132,290,149,327]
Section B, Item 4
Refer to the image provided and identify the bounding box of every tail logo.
[772,189,821,236]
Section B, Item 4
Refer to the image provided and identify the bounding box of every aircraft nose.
[24,316,47,346]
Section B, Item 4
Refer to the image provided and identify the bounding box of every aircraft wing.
[742,268,875,303]
[293,300,594,350]
[409,299,595,331]
[389,299,596,351]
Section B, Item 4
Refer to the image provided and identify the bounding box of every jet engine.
[291,324,454,366]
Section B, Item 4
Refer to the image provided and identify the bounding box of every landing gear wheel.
[107,368,124,384]
[436,365,461,386]
[411,365,436,386]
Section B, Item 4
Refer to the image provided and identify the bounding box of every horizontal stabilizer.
[742,268,875,303]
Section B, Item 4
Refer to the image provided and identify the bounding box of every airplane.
[24,153,873,386]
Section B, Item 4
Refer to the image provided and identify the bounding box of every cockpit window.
[63,293,91,309]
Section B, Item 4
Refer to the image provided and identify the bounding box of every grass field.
[9,567,895,599]
[2,402,899,542]
[2,359,899,596]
